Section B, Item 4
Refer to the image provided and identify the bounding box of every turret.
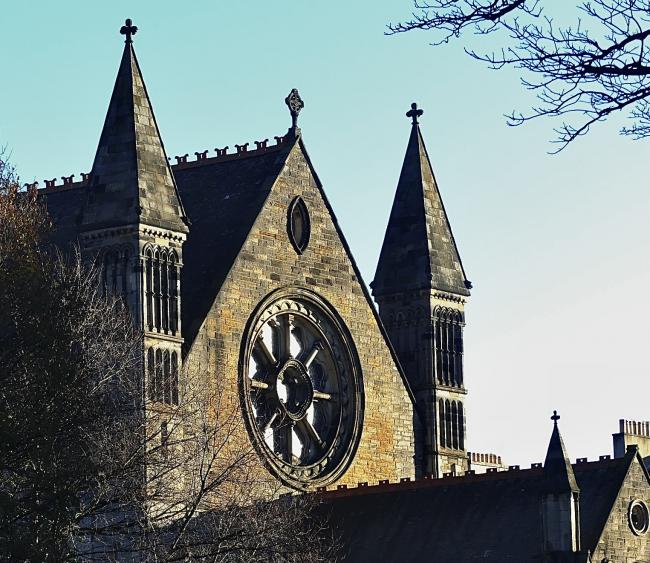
[371,103,471,477]
[80,19,188,407]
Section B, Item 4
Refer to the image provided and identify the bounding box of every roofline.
[316,454,633,499]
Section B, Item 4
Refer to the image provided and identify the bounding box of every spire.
[82,19,188,233]
[372,102,470,297]
[544,411,580,493]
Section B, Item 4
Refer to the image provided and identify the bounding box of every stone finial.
[44,178,57,188]
[120,18,138,44]
[61,174,75,185]
[274,135,286,145]
[215,146,229,157]
[285,88,304,130]
[235,143,249,154]
[406,102,423,125]
[175,154,189,164]
[195,150,208,161]
[81,172,90,182]
[255,139,269,150]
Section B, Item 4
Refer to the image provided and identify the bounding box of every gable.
[590,452,650,560]
[184,139,416,489]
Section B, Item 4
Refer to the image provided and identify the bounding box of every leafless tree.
[389,1,650,150]
[0,155,338,562]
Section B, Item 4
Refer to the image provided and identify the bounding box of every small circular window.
[629,500,649,535]
[288,197,310,254]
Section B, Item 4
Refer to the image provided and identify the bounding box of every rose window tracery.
[241,293,363,489]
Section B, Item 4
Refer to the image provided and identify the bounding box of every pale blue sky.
[2,1,648,467]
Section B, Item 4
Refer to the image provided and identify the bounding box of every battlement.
[34,134,291,195]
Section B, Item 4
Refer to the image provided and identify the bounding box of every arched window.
[147,348,155,400]
[162,350,171,403]
[144,246,180,335]
[171,351,179,405]
[458,401,465,450]
[155,349,163,402]
[153,250,162,331]
[439,399,446,448]
[451,401,459,449]
[434,307,465,388]
[161,250,169,333]
[169,253,179,335]
[445,399,452,450]
[145,248,154,331]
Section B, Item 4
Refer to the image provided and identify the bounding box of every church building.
[37,20,649,562]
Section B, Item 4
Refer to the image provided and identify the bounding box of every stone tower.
[80,20,189,406]
[371,103,471,478]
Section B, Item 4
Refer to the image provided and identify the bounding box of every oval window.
[629,500,649,535]
[288,197,310,254]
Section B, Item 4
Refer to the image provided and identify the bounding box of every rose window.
[241,293,363,489]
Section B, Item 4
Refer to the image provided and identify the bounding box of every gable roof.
[319,456,631,562]
[372,118,470,298]
[81,39,187,233]
[172,142,293,346]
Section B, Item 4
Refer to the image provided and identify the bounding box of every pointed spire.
[372,102,470,297]
[544,411,580,493]
[82,19,188,233]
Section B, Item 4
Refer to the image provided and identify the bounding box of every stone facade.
[592,450,650,561]
[183,143,416,490]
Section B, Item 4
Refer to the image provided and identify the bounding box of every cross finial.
[285,88,304,130]
[551,410,561,425]
[120,18,138,44]
[406,102,423,125]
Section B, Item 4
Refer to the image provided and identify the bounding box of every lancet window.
[146,346,179,405]
[144,246,180,335]
[102,246,131,305]
[433,307,464,387]
[438,399,465,451]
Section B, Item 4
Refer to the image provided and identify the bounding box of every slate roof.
[171,143,293,345]
[319,453,635,563]
[544,419,580,494]
[372,119,470,297]
[81,39,188,233]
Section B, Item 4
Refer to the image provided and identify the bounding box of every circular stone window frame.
[238,287,365,491]
[287,196,311,254]
[629,499,649,536]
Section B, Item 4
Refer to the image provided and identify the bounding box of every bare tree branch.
[389,0,650,150]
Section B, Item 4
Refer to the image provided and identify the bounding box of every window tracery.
[146,346,179,405]
[434,307,464,387]
[438,398,465,451]
[143,245,180,335]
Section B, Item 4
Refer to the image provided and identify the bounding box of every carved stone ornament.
[285,88,304,129]
[240,289,364,490]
